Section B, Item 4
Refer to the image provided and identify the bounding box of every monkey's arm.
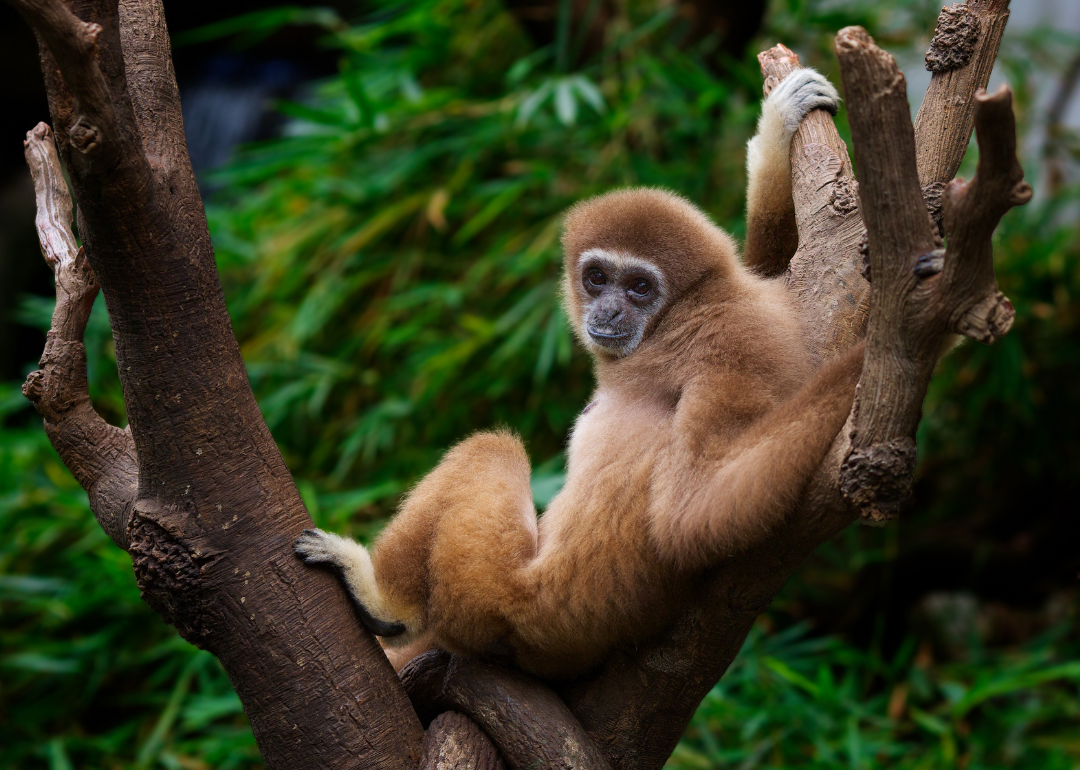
[649,343,864,569]
[743,69,839,276]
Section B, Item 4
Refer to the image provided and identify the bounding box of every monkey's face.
[576,249,666,358]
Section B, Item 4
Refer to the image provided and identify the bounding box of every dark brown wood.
[834,24,1027,522]
[941,85,1032,342]
[402,651,611,770]
[422,712,506,770]
[12,1,425,768]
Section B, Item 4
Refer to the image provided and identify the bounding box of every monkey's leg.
[294,430,538,653]
[653,342,864,566]
[419,431,539,657]
[744,68,839,276]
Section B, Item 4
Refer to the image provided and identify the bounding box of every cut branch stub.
[942,84,1031,343]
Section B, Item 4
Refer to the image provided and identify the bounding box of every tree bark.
[11,1,1025,768]
[13,1,424,768]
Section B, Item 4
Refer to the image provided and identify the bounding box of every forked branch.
[942,86,1032,342]
[834,25,1028,521]
[9,1,1024,768]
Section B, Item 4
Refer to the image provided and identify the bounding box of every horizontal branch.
[422,712,506,770]
[401,651,611,770]
[20,122,137,549]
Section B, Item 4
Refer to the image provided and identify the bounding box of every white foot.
[294,528,409,639]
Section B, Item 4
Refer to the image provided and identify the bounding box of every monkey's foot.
[293,528,408,638]
[767,67,841,134]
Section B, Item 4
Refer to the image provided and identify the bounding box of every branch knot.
[70,118,101,153]
[840,438,918,522]
[925,5,980,73]
[954,290,1014,343]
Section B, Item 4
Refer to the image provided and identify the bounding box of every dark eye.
[586,269,607,287]
[629,279,651,296]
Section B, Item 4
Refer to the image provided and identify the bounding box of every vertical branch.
[758,45,869,362]
[914,0,1011,227]
[8,2,427,768]
[834,27,940,520]
[941,85,1031,342]
[401,651,612,770]
[21,121,137,549]
[834,27,1028,521]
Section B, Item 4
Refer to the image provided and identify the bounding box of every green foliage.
[670,625,1080,770]
[0,423,260,769]
[2,0,1079,767]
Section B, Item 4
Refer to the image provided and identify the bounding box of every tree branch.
[21,121,137,550]
[942,85,1032,342]
[834,26,1027,521]
[914,0,1012,228]
[10,2,427,767]
[402,651,612,770]
[422,712,506,770]
[759,44,869,363]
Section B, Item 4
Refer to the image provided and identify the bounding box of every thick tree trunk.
[11,1,1025,768]
[13,1,424,768]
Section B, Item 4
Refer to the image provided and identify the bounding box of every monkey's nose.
[597,307,623,325]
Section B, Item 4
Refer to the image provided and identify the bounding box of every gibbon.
[294,68,865,678]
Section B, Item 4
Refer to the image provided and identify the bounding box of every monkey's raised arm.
[743,69,839,276]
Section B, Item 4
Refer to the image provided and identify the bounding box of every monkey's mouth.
[587,327,631,347]
[591,326,630,343]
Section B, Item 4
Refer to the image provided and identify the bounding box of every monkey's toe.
[293,528,340,564]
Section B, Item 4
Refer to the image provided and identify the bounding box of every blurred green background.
[1,0,1078,767]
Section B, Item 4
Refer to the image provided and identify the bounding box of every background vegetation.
[2,0,1078,767]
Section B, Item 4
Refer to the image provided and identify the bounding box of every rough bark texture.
[914,1,1011,197]
[13,1,424,768]
[835,25,1029,522]
[11,0,1024,768]
[402,651,612,770]
[758,43,867,363]
[421,712,506,770]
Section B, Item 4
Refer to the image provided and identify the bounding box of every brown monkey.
[294,68,863,678]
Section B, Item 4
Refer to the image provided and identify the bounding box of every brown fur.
[361,188,863,679]
[297,70,860,678]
